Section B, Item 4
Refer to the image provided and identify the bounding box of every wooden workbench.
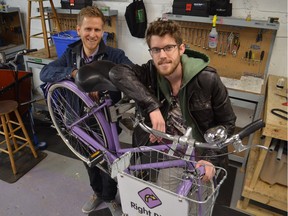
[237,75,287,215]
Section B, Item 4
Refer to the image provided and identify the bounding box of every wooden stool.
[27,0,61,58]
[0,100,38,175]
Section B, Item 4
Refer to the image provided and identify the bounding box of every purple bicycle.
[46,61,265,216]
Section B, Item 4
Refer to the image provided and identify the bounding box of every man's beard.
[157,59,180,77]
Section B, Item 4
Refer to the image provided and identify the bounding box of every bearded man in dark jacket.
[109,19,236,181]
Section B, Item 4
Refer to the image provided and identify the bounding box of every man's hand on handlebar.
[196,160,216,182]
[149,109,166,143]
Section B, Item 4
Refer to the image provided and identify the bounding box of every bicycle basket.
[114,148,227,216]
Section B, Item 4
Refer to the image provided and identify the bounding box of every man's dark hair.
[145,19,183,48]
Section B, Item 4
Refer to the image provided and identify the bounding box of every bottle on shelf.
[208,15,218,49]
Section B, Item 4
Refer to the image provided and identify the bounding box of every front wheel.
[46,81,109,163]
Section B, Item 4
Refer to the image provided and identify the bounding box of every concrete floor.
[0,151,108,216]
[0,127,132,216]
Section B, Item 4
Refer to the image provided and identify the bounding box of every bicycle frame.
[49,80,198,163]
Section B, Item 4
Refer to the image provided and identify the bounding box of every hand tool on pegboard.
[248,50,252,65]
[198,29,203,47]
[191,28,195,46]
[214,31,221,54]
[231,34,240,57]
[251,51,255,65]
[203,29,209,50]
[257,50,265,76]
[221,32,228,56]
[218,31,224,55]
[256,29,263,43]
[224,32,233,56]
[242,51,248,61]
[193,28,198,46]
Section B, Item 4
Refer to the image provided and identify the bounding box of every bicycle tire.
[47,81,109,163]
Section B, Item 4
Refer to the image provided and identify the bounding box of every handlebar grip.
[238,119,265,139]
[24,49,38,54]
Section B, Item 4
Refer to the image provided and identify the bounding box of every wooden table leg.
[241,197,250,209]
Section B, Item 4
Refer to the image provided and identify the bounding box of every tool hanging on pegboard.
[231,33,240,57]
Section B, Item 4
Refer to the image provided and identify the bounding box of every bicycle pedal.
[88,150,104,167]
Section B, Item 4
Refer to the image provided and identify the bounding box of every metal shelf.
[47,7,118,16]
[163,13,280,30]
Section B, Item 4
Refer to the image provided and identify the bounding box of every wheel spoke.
[47,82,108,162]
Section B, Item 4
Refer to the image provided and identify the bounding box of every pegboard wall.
[177,20,275,79]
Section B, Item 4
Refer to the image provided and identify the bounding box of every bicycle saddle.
[75,60,119,92]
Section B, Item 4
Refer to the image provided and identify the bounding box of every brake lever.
[232,137,248,152]
[232,137,269,152]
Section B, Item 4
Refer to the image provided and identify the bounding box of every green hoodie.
[157,49,210,141]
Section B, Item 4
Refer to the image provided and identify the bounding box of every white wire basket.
[113,148,227,216]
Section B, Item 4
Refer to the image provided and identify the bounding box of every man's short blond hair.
[77,6,105,26]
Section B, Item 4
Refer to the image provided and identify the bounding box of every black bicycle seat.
[75,60,119,92]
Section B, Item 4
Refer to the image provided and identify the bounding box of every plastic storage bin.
[52,30,108,57]
[52,30,80,57]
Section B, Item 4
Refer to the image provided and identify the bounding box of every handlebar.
[1,49,37,70]
[14,49,38,56]
[133,116,266,153]
[10,48,38,64]
[238,119,265,139]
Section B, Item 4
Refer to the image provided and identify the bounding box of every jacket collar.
[180,50,210,87]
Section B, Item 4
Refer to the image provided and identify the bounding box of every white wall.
[8,0,287,77]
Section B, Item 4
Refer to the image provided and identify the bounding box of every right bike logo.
[130,187,163,215]
[138,187,162,208]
